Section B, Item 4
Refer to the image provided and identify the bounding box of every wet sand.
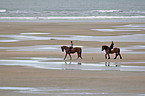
[0,22,145,96]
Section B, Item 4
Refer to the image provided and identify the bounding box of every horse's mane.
[61,45,68,48]
[102,45,109,49]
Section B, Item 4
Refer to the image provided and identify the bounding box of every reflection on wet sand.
[105,62,120,67]
[0,58,145,71]
[1,23,145,96]
[65,62,82,65]
[63,62,82,70]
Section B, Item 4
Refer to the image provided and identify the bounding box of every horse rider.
[69,41,73,53]
[109,41,114,53]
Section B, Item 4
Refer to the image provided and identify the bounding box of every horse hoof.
[114,58,116,59]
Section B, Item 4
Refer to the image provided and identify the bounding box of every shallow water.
[0,45,61,52]
[20,32,51,35]
[1,33,145,43]
[92,24,145,32]
[91,29,141,32]
[0,24,145,43]
[1,23,143,54]
[114,24,145,28]
[0,40,19,42]
[0,58,145,72]
[0,86,144,96]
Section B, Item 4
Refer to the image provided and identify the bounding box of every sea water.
[0,0,145,22]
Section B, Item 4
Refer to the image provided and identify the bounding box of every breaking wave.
[0,9,6,13]
[0,16,145,20]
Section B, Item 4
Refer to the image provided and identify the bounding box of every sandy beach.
[0,22,145,96]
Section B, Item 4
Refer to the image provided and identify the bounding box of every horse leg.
[118,48,122,59]
[79,49,82,59]
[77,52,79,59]
[79,53,83,59]
[105,54,107,59]
[80,55,83,59]
[69,53,72,60]
[117,49,122,59]
[64,53,68,60]
[119,54,122,59]
[77,54,82,59]
[114,53,118,59]
[108,54,110,59]
[77,50,82,59]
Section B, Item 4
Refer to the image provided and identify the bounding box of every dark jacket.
[110,42,114,49]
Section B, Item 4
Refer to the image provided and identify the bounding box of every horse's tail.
[80,48,82,56]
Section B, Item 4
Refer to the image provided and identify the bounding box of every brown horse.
[61,46,82,60]
[102,45,122,59]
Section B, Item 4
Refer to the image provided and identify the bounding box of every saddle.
[69,47,75,53]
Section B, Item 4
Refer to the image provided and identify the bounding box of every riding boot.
[109,48,111,53]
[69,51,71,54]
[69,47,72,54]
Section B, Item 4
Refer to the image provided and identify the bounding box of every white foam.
[95,10,120,13]
[0,9,6,12]
[0,16,145,20]
[0,17,37,20]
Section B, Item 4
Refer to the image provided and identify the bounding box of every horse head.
[61,46,68,52]
[61,46,64,52]
[102,45,109,51]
